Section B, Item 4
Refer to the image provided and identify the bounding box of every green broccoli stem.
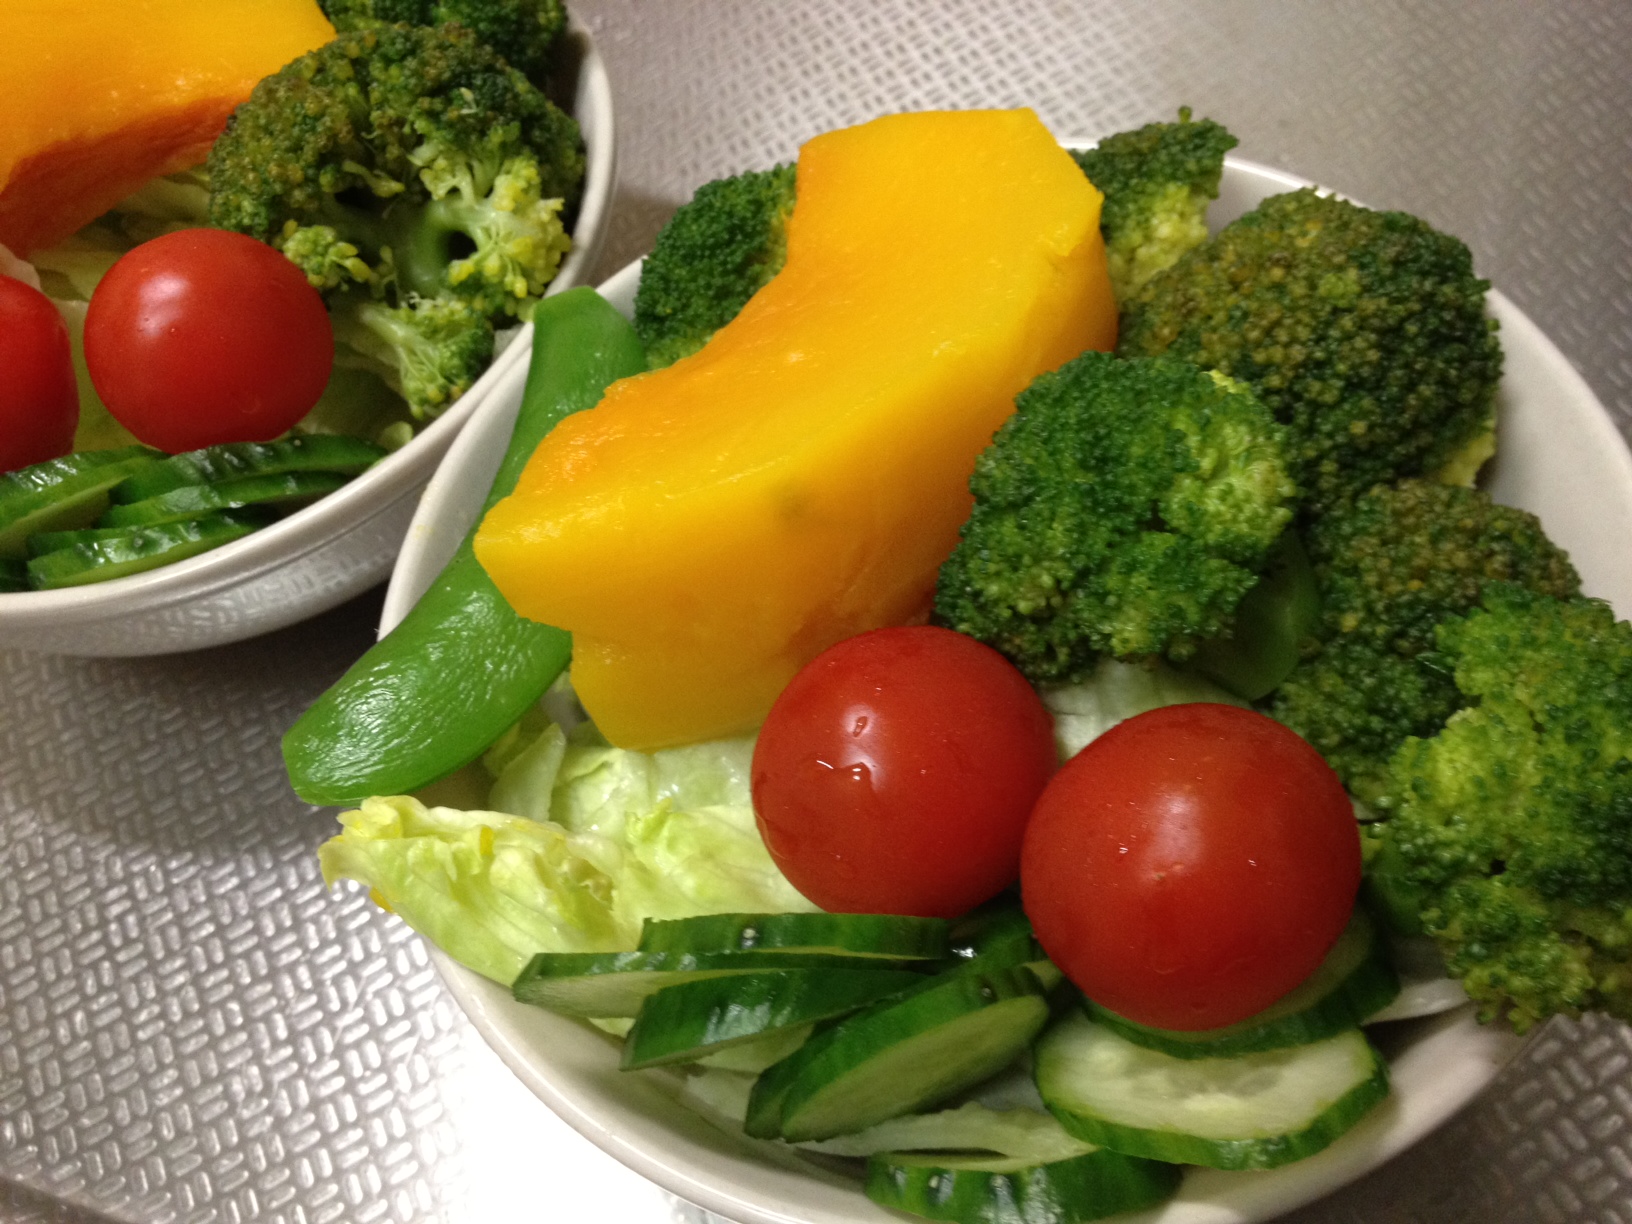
[388,196,485,303]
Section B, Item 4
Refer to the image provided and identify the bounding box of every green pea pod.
[282,288,646,805]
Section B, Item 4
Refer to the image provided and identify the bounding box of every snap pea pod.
[282,288,647,805]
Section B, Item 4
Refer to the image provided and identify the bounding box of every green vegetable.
[632,163,797,369]
[1040,658,1247,761]
[207,22,583,417]
[866,1147,1179,1224]
[316,0,569,89]
[1188,528,1322,700]
[1371,585,1632,1031]
[283,288,644,806]
[638,912,948,960]
[25,513,266,590]
[1268,479,1580,801]
[317,722,814,984]
[747,966,1052,1142]
[1035,1011,1389,1170]
[0,446,160,559]
[933,352,1297,684]
[1072,107,1237,304]
[110,435,387,503]
[99,471,350,528]
[621,968,924,1068]
[1120,188,1503,514]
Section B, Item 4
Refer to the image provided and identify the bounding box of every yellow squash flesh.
[476,109,1116,748]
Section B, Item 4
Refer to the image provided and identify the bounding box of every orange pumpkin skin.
[0,0,336,256]
[476,109,1117,749]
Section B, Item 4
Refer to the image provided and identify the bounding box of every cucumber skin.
[1038,1025,1392,1171]
[1084,911,1400,1059]
[759,966,1051,1143]
[98,471,350,528]
[865,1148,1180,1224]
[25,513,263,589]
[282,289,649,806]
[0,447,160,559]
[638,912,949,961]
[621,968,924,1069]
[513,949,914,1018]
[111,435,386,504]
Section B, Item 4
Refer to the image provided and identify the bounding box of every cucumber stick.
[638,912,949,961]
[512,949,909,1018]
[110,435,386,503]
[25,513,265,589]
[100,471,349,528]
[748,965,1051,1143]
[283,288,649,806]
[1034,1011,1388,1170]
[0,446,159,559]
[622,967,923,1068]
[1084,909,1399,1059]
[866,1147,1179,1224]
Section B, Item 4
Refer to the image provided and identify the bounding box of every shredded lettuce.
[1043,658,1246,760]
[319,720,815,985]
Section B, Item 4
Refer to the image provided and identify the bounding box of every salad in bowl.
[294,108,1632,1224]
[0,0,612,654]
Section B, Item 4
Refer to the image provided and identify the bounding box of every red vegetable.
[751,625,1057,918]
[1021,702,1360,1031]
[0,274,78,473]
[84,228,333,453]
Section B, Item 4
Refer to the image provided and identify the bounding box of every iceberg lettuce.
[319,721,815,985]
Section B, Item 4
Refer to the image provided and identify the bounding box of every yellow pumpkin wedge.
[476,109,1116,749]
[0,0,335,256]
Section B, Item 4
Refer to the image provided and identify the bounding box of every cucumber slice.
[110,435,387,504]
[866,1147,1180,1224]
[31,510,275,555]
[801,1102,1095,1161]
[1083,909,1399,1058]
[25,513,265,589]
[99,471,350,528]
[622,967,924,1069]
[512,949,911,1018]
[0,447,160,559]
[1035,1011,1389,1170]
[0,559,25,592]
[639,912,949,960]
[750,965,1051,1142]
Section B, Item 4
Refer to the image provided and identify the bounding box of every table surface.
[5,2,1632,1222]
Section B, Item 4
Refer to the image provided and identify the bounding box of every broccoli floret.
[1373,586,1632,1030]
[1072,108,1237,304]
[207,24,582,417]
[632,164,797,369]
[933,353,1297,683]
[332,295,495,419]
[317,0,568,88]
[1269,479,1580,800]
[1120,189,1502,515]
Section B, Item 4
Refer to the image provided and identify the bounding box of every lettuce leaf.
[319,723,814,985]
[1043,658,1246,760]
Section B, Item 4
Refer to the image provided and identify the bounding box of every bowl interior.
[0,18,616,656]
[386,158,1632,1224]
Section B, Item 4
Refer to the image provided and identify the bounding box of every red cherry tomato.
[751,625,1058,918]
[0,274,79,473]
[84,229,333,453]
[1021,703,1359,1031]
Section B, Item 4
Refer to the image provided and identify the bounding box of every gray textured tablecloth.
[5,2,1632,1221]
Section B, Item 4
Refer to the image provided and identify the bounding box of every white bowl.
[0,19,616,657]
[383,159,1632,1223]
